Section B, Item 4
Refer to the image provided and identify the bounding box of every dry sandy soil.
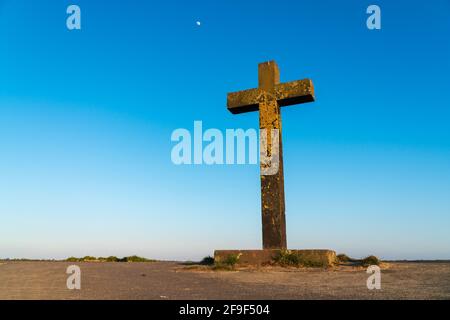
[0,261,449,299]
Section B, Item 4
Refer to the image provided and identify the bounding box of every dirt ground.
[0,261,449,300]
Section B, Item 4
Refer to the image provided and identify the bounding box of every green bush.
[66,257,81,262]
[274,250,327,268]
[82,256,97,261]
[106,256,119,262]
[224,254,240,266]
[200,256,215,265]
[123,255,155,262]
[361,255,380,266]
[275,250,301,266]
[337,254,352,263]
[65,255,155,263]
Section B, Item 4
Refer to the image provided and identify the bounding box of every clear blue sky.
[0,0,449,260]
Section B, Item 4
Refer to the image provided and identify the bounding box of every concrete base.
[214,249,337,267]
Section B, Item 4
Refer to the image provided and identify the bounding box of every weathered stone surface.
[275,79,315,107]
[227,74,315,114]
[258,62,286,249]
[214,250,337,267]
[227,88,263,114]
[227,61,315,249]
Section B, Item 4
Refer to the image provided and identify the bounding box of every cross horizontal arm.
[227,79,315,114]
[227,88,265,114]
[275,79,315,107]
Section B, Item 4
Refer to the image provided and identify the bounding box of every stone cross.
[227,61,315,249]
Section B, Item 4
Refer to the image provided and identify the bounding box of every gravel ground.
[0,261,449,300]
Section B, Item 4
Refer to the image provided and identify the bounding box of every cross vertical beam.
[258,61,287,249]
[227,61,315,250]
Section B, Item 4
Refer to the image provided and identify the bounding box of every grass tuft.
[274,250,327,268]
[211,253,241,270]
[223,253,241,266]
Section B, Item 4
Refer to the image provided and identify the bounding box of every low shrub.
[361,255,380,266]
[275,250,301,266]
[123,255,155,262]
[65,255,155,263]
[82,256,97,262]
[106,256,119,262]
[336,254,352,263]
[200,256,215,265]
[223,254,241,266]
[66,257,82,262]
[274,250,327,268]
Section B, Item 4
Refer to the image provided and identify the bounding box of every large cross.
[227,61,315,249]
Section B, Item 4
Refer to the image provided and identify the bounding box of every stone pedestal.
[214,249,336,267]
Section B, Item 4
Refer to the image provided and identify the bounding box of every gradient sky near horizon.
[0,0,449,261]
